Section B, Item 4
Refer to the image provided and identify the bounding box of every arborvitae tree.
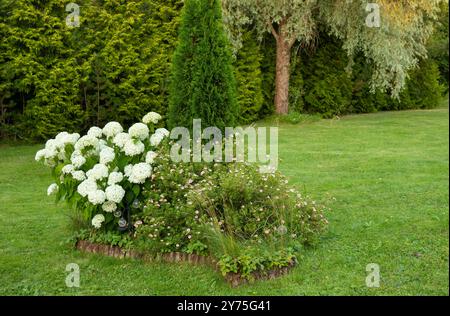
[428,1,449,91]
[301,36,353,118]
[168,0,238,130]
[233,30,264,124]
[288,48,305,113]
[259,35,277,116]
[0,0,183,140]
[398,59,444,110]
[78,0,183,128]
[0,0,85,140]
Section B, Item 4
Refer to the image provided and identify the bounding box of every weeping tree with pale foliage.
[222,0,443,114]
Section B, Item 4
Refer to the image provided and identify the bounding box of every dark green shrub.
[0,0,182,141]
[400,59,445,109]
[168,0,238,131]
[233,30,264,124]
[428,1,449,92]
[259,35,277,117]
[301,38,353,118]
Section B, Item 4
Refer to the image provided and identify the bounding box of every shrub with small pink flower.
[130,145,329,278]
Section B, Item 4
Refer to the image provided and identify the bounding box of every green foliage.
[0,0,84,140]
[259,35,277,116]
[134,147,213,254]
[0,0,182,140]
[71,229,135,250]
[351,55,445,113]
[75,0,181,128]
[350,54,389,113]
[289,49,306,113]
[168,0,238,131]
[428,1,449,91]
[399,59,445,110]
[258,31,445,119]
[233,30,264,124]
[301,38,353,118]
[217,248,296,280]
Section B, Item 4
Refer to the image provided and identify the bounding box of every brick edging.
[75,240,296,287]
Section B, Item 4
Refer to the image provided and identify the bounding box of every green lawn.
[0,104,448,296]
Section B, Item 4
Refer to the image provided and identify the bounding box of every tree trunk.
[274,35,291,115]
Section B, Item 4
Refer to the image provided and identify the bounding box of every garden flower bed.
[36,112,328,284]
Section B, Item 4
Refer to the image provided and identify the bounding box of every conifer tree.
[233,30,264,123]
[168,0,238,130]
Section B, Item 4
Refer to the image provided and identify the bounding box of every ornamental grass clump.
[184,163,329,279]
[35,112,168,231]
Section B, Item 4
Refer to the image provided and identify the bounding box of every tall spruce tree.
[168,0,238,130]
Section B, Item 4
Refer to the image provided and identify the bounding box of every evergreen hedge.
[0,0,447,141]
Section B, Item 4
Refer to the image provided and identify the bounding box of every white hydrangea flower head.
[71,151,87,169]
[71,150,81,159]
[87,126,103,138]
[100,147,115,165]
[113,132,132,149]
[66,133,81,145]
[55,132,69,147]
[145,151,158,164]
[99,139,108,151]
[44,139,58,159]
[61,164,75,175]
[150,133,164,147]
[128,163,152,184]
[77,179,98,197]
[103,122,123,139]
[35,149,46,162]
[129,123,150,141]
[86,164,109,181]
[155,128,170,138]
[105,184,126,203]
[92,214,105,229]
[102,201,117,213]
[75,135,100,152]
[72,170,86,182]
[142,112,162,124]
[55,131,78,145]
[88,190,106,205]
[124,165,133,178]
[47,183,59,196]
[51,133,81,159]
[108,172,124,186]
[124,140,145,157]
[45,138,58,149]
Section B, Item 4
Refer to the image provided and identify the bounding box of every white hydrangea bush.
[35,112,167,230]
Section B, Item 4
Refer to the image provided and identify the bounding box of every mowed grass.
[0,104,448,296]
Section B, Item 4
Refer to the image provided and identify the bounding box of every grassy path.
[0,106,448,295]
